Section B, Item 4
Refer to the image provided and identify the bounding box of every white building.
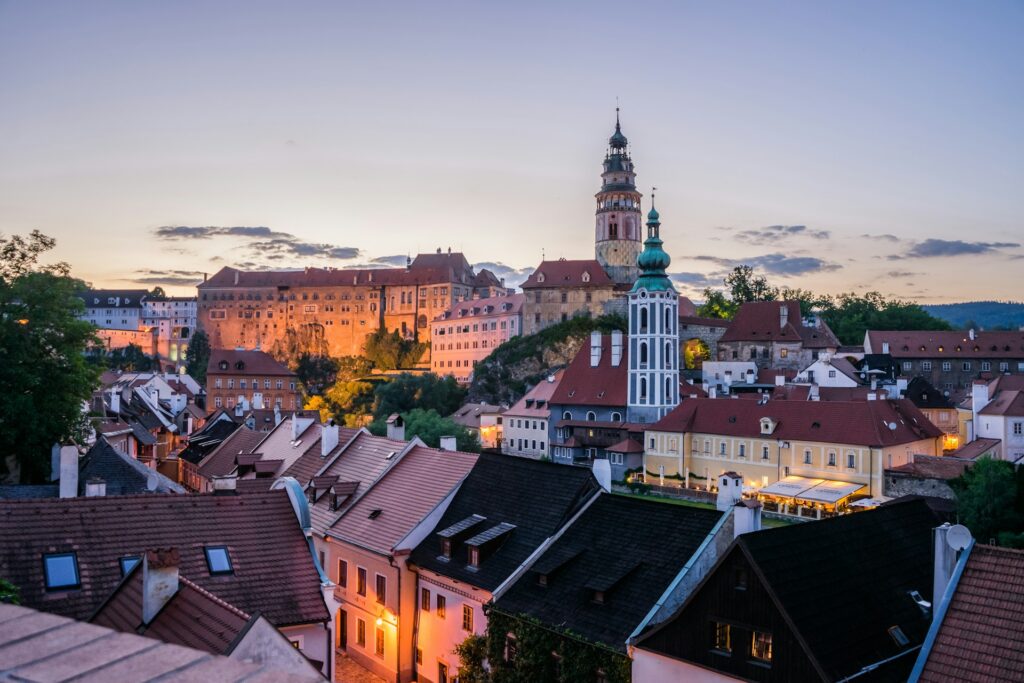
[142,296,198,366]
[78,289,147,331]
[795,355,862,388]
[502,370,563,459]
[972,378,1024,463]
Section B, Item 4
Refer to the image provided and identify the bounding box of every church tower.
[595,110,643,285]
[627,195,679,423]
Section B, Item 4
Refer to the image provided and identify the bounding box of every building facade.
[196,251,502,360]
[594,109,643,286]
[502,370,563,459]
[520,259,619,335]
[206,348,300,413]
[142,296,197,366]
[717,301,840,371]
[430,293,524,382]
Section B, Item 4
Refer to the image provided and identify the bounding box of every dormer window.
[537,273,545,283]
[591,590,605,605]
[537,574,548,587]
[218,360,229,370]
[582,271,591,283]
[468,546,480,568]
[120,556,141,576]
[442,539,452,559]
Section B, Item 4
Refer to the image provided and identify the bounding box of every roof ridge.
[178,575,252,621]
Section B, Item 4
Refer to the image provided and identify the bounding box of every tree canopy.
[0,231,100,483]
[184,328,211,384]
[371,373,467,422]
[368,407,480,453]
[363,329,428,370]
[952,457,1024,547]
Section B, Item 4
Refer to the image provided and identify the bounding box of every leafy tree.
[819,292,950,345]
[335,355,373,382]
[295,354,339,396]
[725,265,778,303]
[185,328,211,384]
[371,373,467,422]
[104,343,155,372]
[951,457,1023,543]
[0,231,100,483]
[148,286,166,299]
[695,289,735,319]
[455,634,489,683]
[305,380,376,427]
[369,408,480,452]
[0,578,20,605]
[364,329,428,370]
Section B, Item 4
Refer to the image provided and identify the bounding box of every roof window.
[43,552,80,591]
[888,625,909,647]
[369,509,383,519]
[204,546,233,574]
[119,555,141,577]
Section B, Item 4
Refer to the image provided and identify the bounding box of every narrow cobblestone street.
[335,651,387,683]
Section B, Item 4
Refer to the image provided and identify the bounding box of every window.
[437,594,446,618]
[888,625,910,647]
[901,362,911,371]
[828,452,837,467]
[963,362,972,371]
[712,622,731,653]
[337,560,347,587]
[761,445,769,461]
[609,452,623,465]
[804,449,812,465]
[922,361,932,370]
[43,553,80,590]
[416,649,423,665]
[942,361,951,372]
[374,626,384,658]
[438,663,449,683]
[720,442,726,455]
[504,633,518,663]
[847,452,856,469]
[734,567,748,591]
[357,619,366,646]
[982,361,991,371]
[469,546,480,567]
[119,556,141,576]
[376,574,386,605]
[462,604,474,632]
[357,567,367,596]
[1000,362,1009,372]
[750,631,773,663]
[421,587,430,612]
[1013,422,1022,436]
[204,546,233,574]
[829,370,837,378]
[738,444,746,458]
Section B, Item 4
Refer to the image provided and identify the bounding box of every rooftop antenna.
[651,186,657,209]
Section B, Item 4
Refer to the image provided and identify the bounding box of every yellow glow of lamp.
[376,617,384,627]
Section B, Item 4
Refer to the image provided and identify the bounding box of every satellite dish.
[888,422,898,431]
[947,524,972,551]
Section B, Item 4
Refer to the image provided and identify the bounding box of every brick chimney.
[143,548,180,625]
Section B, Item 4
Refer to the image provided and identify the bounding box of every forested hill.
[922,301,1024,330]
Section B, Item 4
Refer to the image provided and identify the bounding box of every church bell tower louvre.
[594,108,643,286]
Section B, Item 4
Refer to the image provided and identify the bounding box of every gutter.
[627,506,731,646]
[907,539,975,683]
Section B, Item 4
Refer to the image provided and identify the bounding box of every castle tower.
[627,195,679,423]
[595,109,643,285]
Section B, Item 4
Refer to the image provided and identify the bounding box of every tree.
[820,292,950,345]
[185,328,211,384]
[696,289,735,320]
[148,286,166,299]
[0,231,100,483]
[369,408,480,452]
[305,380,376,427]
[364,329,428,370]
[951,457,1023,544]
[455,634,489,683]
[335,355,373,382]
[295,354,339,397]
[371,373,467,422]
[106,343,154,371]
[725,265,778,303]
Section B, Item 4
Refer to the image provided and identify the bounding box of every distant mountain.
[921,301,1024,330]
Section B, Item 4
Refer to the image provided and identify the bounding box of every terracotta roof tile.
[434,293,524,321]
[206,349,295,378]
[196,426,265,479]
[550,335,628,407]
[521,259,614,289]
[505,370,564,418]
[720,300,840,348]
[867,330,1024,359]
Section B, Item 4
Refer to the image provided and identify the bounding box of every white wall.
[633,648,742,683]
[501,414,549,459]
[415,572,490,683]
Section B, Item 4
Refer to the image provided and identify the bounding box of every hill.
[467,314,627,406]
[921,301,1024,330]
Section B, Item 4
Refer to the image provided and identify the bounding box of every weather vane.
[651,186,657,206]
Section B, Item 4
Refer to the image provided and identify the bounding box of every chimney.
[274,404,282,426]
[203,272,207,282]
[59,445,79,499]
[109,389,121,414]
[746,369,755,384]
[233,270,239,286]
[708,385,717,399]
[386,414,406,441]
[779,304,789,329]
[716,472,743,511]
[85,477,106,497]
[969,328,976,341]
[590,331,602,367]
[933,524,956,606]
[291,413,315,441]
[882,341,890,354]
[142,548,180,625]
[234,402,244,418]
[439,435,457,451]
[871,378,878,391]
[321,422,340,457]
[775,374,785,387]
[734,499,763,538]
[592,458,612,492]
[212,473,237,495]
[867,392,877,401]
[972,380,991,429]
[610,330,623,367]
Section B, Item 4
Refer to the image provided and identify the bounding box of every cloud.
[125,269,207,286]
[248,238,361,260]
[371,254,411,267]
[154,226,293,240]
[886,271,918,278]
[690,253,841,276]
[473,261,535,288]
[892,239,1021,259]
[862,233,902,242]
[729,224,831,245]
[154,225,362,264]
[670,272,719,288]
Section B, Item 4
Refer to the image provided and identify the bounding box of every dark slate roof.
[0,484,59,500]
[179,418,241,465]
[0,491,329,628]
[905,377,956,409]
[735,498,942,681]
[409,453,601,591]
[492,493,724,651]
[82,440,185,495]
[917,544,1024,683]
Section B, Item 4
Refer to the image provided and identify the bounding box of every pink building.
[430,294,524,383]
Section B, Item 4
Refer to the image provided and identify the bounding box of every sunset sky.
[1,1,1021,302]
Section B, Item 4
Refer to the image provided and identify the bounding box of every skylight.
[120,556,141,577]
[43,552,80,590]
[204,546,233,574]
[369,509,383,519]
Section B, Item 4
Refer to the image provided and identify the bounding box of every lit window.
[374,626,384,658]
[712,621,731,653]
[750,630,773,662]
[204,546,233,574]
[421,587,430,612]
[119,556,141,576]
[43,553,80,590]
[357,567,367,596]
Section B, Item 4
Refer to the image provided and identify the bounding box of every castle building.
[595,109,643,286]
[429,293,525,383]
[195,250,503,360]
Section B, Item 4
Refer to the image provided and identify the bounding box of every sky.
[1,0,1022,302]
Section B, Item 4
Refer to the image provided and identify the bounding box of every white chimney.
[746,370,755,384]
[291,413,315,441]
[85,477,106,497]
[592,458,612,492]
[59,445,79,498]
[775,375,785,387]
[233,270,239,285]
[882,341,890,354]
[274,405,282,426]
[439,435,457,451]
[386,414,406,441]
[779,304,789,329]
[109,390,121,414]
[969,328,976,341]
[143,548,180,625]
[610,330,623,367]
[867,392,877,401]
[734,499,762,537]
[933,524,956,607]
[716,472,743,511]
[212,473,237,494]
[708,386,717,399]
[972,381,991,430]
[321,423,340,457]
[590,331,602,367]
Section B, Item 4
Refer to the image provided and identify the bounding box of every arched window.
[586,411,597,422]
[562,411,572,420]
[666,377,673,402]
[665,307,672,332]
[639,307,648,333]
[665,342,673,368]
[639,342,648,367]
[640,378,648,402]
[611,412,622,422]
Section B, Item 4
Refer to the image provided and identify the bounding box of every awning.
[758,476,823,498]
[795,479,865,504]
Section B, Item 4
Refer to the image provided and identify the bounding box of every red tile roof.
[207,349,295,378]
[652,397,944,447]
[434,293,524,322]
[979,390,1024,417]
[919,545,1024,683]
[328,442,478,554]
[720,300,840,348]
[678,296,697,317]
[505,370,564,418]
[949,438,1001,460]
[521,259,614,289]
[867,330,1024,359]
[886,454,972,479]
[678,315,729,328]
[0,491,329,627]
[550,335,628,407]
[196,426,265,479]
